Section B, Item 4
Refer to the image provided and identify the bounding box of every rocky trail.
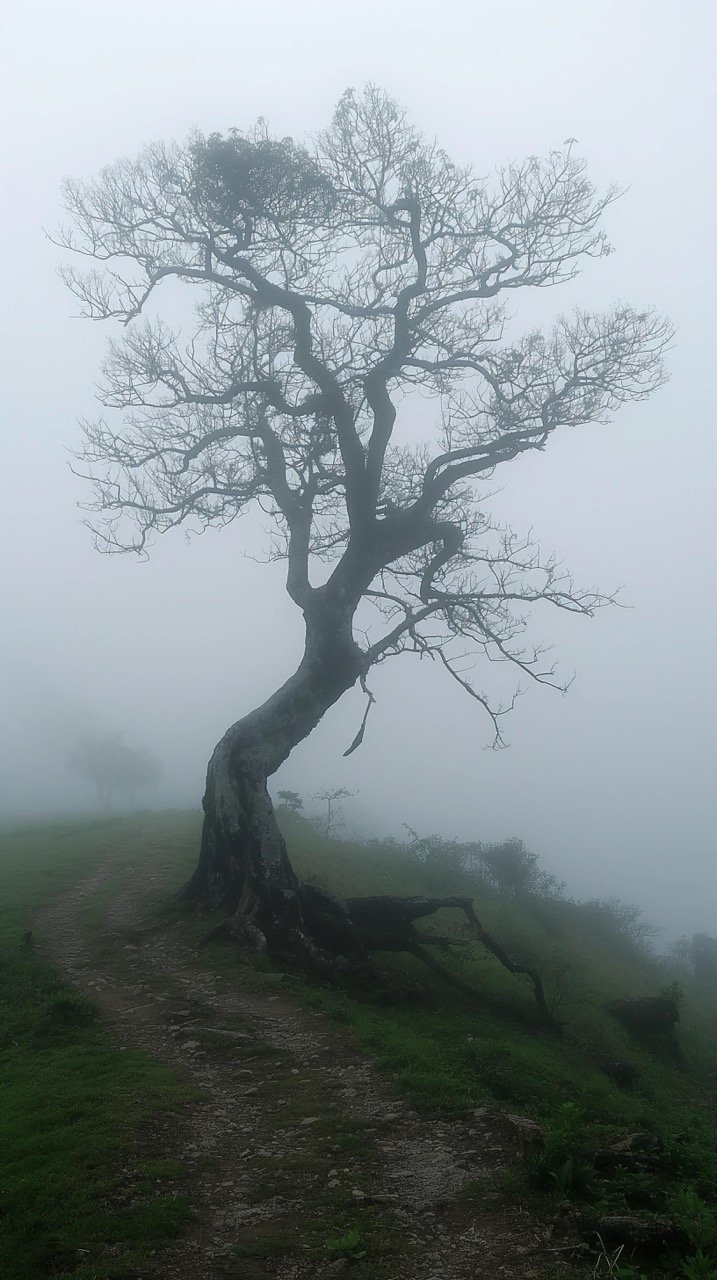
[36,839,587,1279]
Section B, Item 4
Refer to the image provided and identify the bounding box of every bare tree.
[312,786,354,838]
[59,87,671,970]
[70,732,162,810]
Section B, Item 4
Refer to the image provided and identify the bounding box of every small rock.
[193,1026,255,1046]
[598,1057,642,1087]
[351,1188,366,1200]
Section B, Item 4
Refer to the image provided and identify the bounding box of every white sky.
[1,0,715,937]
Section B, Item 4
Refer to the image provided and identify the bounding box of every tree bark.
[178,606,370,968]
[344,894,556,1025]
[179,602,556,1022]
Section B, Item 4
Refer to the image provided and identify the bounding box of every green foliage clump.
[680,1252,717,1280]
[525,1103,596,1198]
[326,1225,366,1259]
[192,128,336,233]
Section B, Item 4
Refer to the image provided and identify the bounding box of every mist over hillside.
[1,1,715,987]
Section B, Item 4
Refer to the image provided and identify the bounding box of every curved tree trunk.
[179,602,555,1021]
[178,607,370,969]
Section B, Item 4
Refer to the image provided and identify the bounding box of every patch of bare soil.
[36,838,589,1279]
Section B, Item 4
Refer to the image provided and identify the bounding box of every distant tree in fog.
[70,732,161,810]
[276,789,304,814]
[312,786,354,838]
[672,932,717,985]
[478,837,563,899]
[59,86,671,968]
[575,896,658,952]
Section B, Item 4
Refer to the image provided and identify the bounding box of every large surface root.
[343,893,555,1027]
[195,886,555,1026]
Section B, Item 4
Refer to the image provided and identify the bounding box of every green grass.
[154,805,717,1277]
[271,812,717,1277]
[4,809,717,1279]
[0,817,191,1280]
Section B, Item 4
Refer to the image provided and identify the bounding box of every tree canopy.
[60,86,671,744]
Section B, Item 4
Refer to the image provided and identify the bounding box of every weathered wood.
[177,636,555,1020]
[177,612,369,971]
[343,893,477,950]
[343,893,556,1026]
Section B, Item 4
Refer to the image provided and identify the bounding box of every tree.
[59,86,670,970]
[575,896,658,953]
[478,837,562,899]
[70,732,162,810]
[312,786,354,838]
[275,789,304,814]
[672,933,717,985]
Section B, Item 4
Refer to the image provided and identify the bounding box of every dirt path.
[37,837,585,1279]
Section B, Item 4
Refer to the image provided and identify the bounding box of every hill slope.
[1,812,716,1279]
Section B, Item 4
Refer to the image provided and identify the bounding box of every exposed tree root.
[194,887,555,1028]
[179,748,554,1024]
[342,893,556,1028]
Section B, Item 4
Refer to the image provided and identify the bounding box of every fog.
[1,0,715,940]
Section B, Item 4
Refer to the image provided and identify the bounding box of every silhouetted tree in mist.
[70,733,161,811]
[672,932,717,985]
[312,786,354,838]
[275,789,304,814]
[59,87,671,969]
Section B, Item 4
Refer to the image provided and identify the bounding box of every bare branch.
[60,87,672,740]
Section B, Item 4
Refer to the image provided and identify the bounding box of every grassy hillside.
[0,817,192,1280]
[274,810,717,1278]
[2,810,716,1279]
